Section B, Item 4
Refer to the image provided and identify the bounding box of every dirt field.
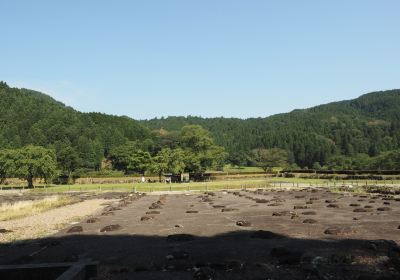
[0,188,399,279]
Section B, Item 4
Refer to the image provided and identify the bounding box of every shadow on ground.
[1,230,399,280]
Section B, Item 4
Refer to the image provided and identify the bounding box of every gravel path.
[0,199,109,243]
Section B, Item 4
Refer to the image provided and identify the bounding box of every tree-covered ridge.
[2,80,400,171]
[0,82,151,170]
[142,90,400,168]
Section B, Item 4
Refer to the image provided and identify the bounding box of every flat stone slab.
[100,225,121,233]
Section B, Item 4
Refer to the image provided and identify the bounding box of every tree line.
[0,125,228,186]
[142,90,400,168]
[1,81,400,187]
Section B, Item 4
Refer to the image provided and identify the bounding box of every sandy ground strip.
[0,198,111,243]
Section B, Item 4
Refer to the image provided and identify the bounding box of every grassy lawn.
[1,176,399,194]
[12,176,398,194]
[29,179,269,193]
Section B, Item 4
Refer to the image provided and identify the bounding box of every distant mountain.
[1,80,399,168]
[141,90,400,167]
[0,81,151,169]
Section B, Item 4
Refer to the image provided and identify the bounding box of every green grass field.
[0,176,395,194]
[28,179,268,193]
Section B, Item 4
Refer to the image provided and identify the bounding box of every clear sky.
[1,1,399,119]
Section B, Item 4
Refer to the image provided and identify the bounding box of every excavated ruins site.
[1,188,400,279]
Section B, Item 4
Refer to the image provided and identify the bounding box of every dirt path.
[0,199,110,243]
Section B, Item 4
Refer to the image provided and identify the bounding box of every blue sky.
[1,1,399,119]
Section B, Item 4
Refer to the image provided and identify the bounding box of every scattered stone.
[302,211,317,215]
[364,205,373,209]
[149,203,162,210]
[67,226,83,233]
[306,201,313,205]
[353,208,372,213]
[0,228,13,234]
[86,218,99,223]
[309,197,319,201]
[193,267,216,280]
[325,199,337,203]
[377,207,391,211]
[166,250,189,260]
[353,217,361,220]
[221,208,238,212]
[270,198,285,203]
[140,216,154,221]
[186,210,198,213]
[349,203,360,207]
[236,220,252,227]
[167,234,195,242]
[268,203,283,207]
[100,224,122,233]
[201,197,213,203]
[294,205,308,210]
[175,224,183,228]
[272,211,291,216]
[255,199,269,203]
[383,201,391,205]
[324,226,354,236]
[212,205,225,208]
[146,211,160,215]
[295,195,305,199]
[290,212,300,219]
[251,230,284,239]
[326,204,339,208]
[101,212,114,216]
[303,219,317,224]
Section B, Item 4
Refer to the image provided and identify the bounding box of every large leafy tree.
[227,151,251,168]
[150,148,186,181]
[253,148,289,172]
[108,142,151,175]
[372,150,400,170]
[0,149,15,184]
[127,150,152,175]
[0,146,57,188]
[55,144,80,182]
[179,125,226,173]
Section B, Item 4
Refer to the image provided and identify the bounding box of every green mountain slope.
[142,90,400,167]
[0,82,151,169]
[1,80,399,169]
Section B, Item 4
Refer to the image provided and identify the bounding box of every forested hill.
[0,81,151,169]
[2,80,400,169]
[142,90,400,167]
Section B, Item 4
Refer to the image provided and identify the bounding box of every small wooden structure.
[164,173,190,183]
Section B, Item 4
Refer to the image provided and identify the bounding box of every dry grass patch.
[0,196,80,221]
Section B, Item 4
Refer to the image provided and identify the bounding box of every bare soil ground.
[0,188,399,279]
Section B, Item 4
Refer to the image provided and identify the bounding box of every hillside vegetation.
[1,81,400,175]
[142,90,400,167]
[0,81,151,170]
